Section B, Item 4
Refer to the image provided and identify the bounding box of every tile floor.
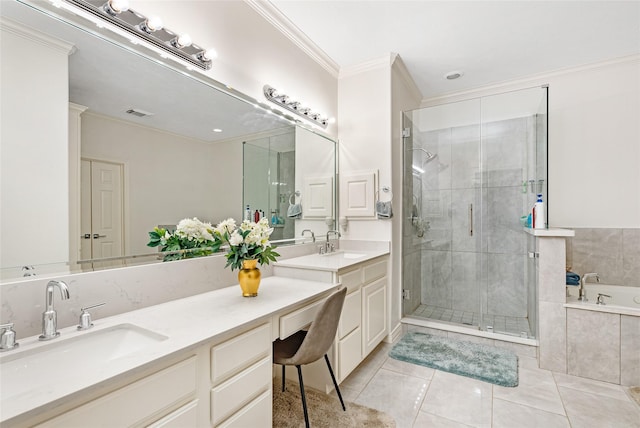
[334,331,640,428]
[412,304,533,338]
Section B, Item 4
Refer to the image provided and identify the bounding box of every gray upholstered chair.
[273,287,347,428]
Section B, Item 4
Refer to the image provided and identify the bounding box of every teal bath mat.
[389,332,518,387]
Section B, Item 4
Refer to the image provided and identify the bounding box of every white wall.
[1,20,72,273]
[421,56,640,229]
[81,113,243,255]
[337,57,394,241]
[390,57,422,336]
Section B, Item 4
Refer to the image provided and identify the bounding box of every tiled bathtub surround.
[566,228,640,287]
[566,309,640,386]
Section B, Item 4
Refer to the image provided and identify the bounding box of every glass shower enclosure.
[243,127,296,242]
[402,86,548,339]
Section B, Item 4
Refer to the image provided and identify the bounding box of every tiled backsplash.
[566,228,640,287]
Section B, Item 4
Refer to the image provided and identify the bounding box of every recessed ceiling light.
[444,70,464,80]
[213,128,222,133]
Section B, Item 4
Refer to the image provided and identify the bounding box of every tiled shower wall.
[565,228,640,287]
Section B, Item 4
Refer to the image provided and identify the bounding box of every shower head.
[410,148,437,174]
[411,148,437,163]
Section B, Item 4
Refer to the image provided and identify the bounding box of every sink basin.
[0,324,167,400]
[321,251,366,259]
[342,252,366,259]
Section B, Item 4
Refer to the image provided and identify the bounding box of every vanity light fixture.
[263,85,330,129]
[61,0,215,70]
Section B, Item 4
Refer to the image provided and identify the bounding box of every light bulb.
[141,16,163,33]
[176,33,192,48]
[328,117,336,124]
[104,0,129,15]
[200,48,218,61]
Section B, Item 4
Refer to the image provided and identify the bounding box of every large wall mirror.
[0,0,336,282]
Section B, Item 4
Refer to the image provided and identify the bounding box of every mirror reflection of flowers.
[214,218,280,270]
[147,217,221,261]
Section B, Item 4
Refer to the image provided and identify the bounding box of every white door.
[80,159,124,268]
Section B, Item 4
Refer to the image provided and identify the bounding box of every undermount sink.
[0,324,167,400]
[322,251,366,259]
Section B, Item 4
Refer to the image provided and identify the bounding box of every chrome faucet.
[39,280,70,341]
[578,273,599,302]
[325,230,341,253]
[301,229,315,243]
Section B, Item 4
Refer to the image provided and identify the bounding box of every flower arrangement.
[147,217,221,261]
[214,217,280,271]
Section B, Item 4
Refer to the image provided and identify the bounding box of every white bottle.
[245,205,251,221]
[534,194,545,229]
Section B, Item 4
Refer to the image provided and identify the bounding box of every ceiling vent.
[125,108,154,117]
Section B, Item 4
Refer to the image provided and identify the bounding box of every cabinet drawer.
[279,299,323,339]
[339,268,362,293]
[216,389,271,428]
[211,323,271,384]
[38,357,197,428]
[363,259,387,284]
[148,400,199,428]
[211,356,271,426]
[338,288,361,339]
[338,327,362,381]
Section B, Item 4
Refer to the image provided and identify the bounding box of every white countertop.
[523,227,575,237]
[0,277,339,424]
[274,249,389,272]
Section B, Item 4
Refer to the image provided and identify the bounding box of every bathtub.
[567,283,640,316]
[564,283,639,386]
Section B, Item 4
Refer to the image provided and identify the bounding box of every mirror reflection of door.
[80,159,124,270]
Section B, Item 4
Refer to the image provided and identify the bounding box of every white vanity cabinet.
[2,278,337,428]
[338,257,388,380]
[37,356,199,428]
[210,323,272,427]
[273,254,389,390]
[29,323,275,428]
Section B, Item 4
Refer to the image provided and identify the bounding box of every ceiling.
[269,1,640,99]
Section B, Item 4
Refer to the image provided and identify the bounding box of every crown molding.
[0,17,76,55]
[391,54,422,100]
[339,54,394,79]
[245,0,340,78]
[422,54,640,106]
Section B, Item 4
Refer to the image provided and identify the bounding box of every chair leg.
[282,365,286,392]
[324,354,346,411]
[296,365,310,428]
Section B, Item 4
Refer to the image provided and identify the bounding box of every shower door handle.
[469,204,473,237]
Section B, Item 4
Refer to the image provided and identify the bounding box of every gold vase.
[238,259,261,297]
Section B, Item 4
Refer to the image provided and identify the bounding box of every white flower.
[175,217,215,243]
[214,218,236,237]
[229,231,244,246]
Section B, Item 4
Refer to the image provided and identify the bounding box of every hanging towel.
[287,203,302,218]
[376,200,393,219]
[566,272,580,286]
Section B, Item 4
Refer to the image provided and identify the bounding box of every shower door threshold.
[402,316,538,347]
